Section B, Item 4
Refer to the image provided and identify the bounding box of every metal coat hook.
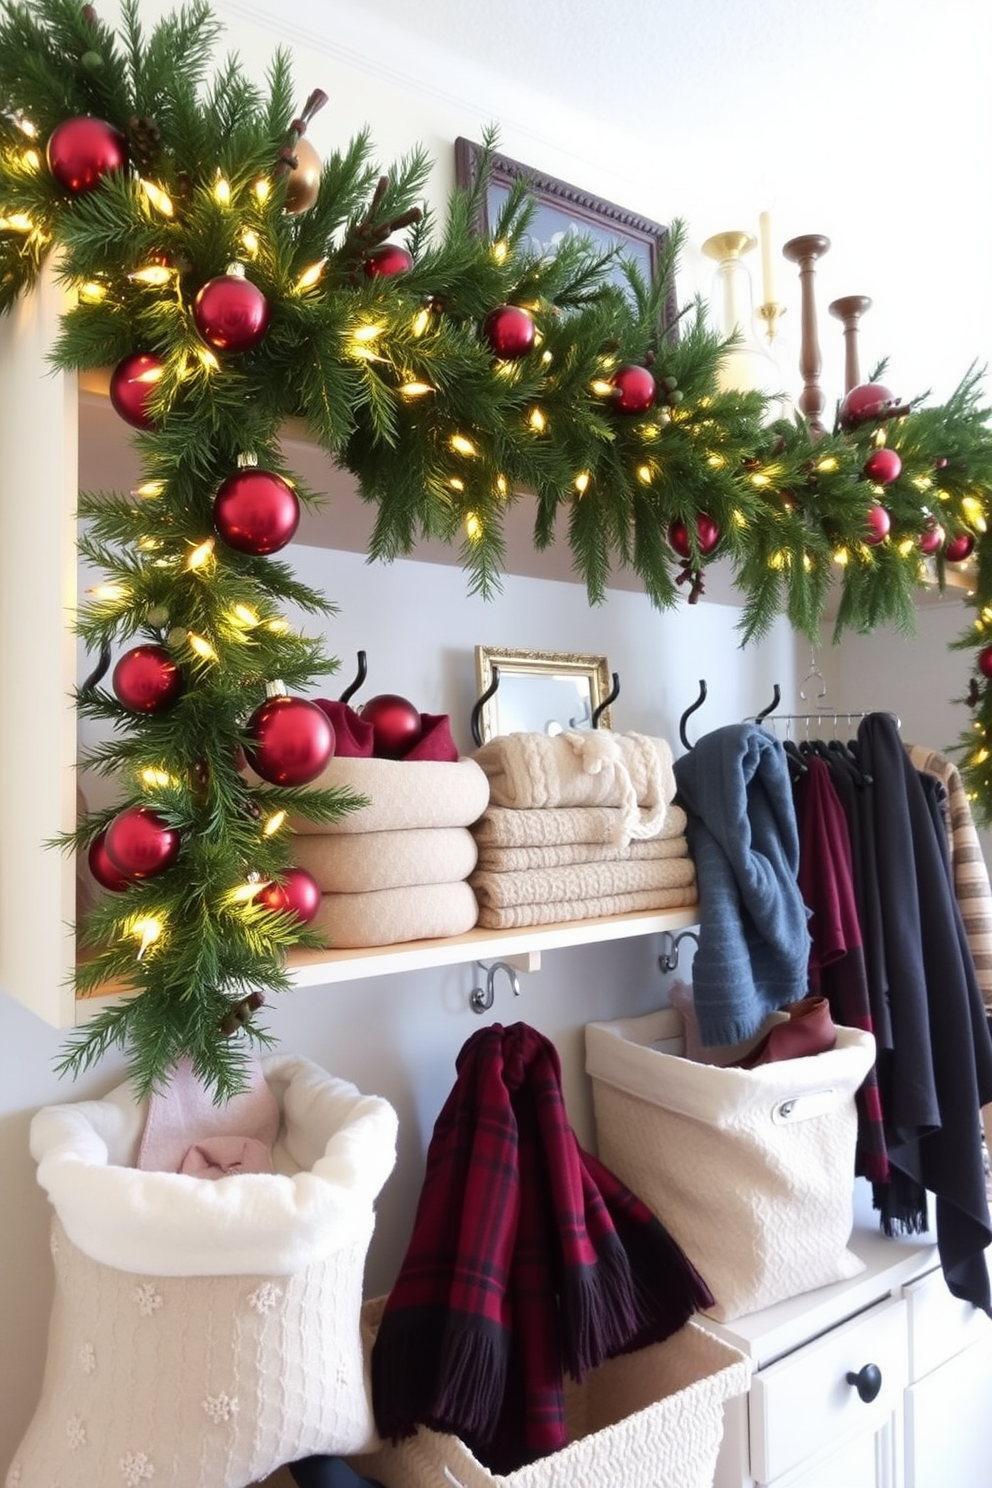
[679,679,707,751]
[754,683,781,724]
[80,639,113,695]
[470,664,500,747]
[591,671,621,729]
[469,958,521,1014]
[338,649,367,705]
[657,929,699,974]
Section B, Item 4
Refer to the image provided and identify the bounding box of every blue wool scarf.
[673,723,811,1047]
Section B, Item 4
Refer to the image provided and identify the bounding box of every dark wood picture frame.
[454,136,673,309]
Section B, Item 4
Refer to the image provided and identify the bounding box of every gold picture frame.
[473,646,614,744]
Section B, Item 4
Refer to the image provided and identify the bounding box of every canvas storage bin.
[585,1007,877,1321]
[352,1296,750,1488]
[7,1054,398,1488]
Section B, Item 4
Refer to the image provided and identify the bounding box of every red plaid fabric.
[371,1021,712,1473]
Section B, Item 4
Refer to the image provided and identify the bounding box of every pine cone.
[128,114,162,175]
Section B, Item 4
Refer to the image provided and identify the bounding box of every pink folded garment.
[137,1052,281,1178]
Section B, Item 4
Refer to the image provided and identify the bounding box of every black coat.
[857,712,992,1312]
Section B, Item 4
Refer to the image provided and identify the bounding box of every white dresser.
[709,1183,992,1488]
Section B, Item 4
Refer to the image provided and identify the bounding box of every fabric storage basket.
[7,1054,398,1488]
[352,1296,750,1488]
[585,1007,877,1322]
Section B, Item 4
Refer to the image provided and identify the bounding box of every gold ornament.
[283,136,321,214]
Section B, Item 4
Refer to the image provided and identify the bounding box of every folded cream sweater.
[470,853,696,910]
[472,730,676,844]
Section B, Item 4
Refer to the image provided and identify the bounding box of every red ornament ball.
[244,693,335,786]
[668,514,721,559]
[253,879,288,914]
[253,868,321,923]
[113,643,182,713]
[918,520,945,556]
[864,504,891,545]
[482,304,535,360]
[360,693,423,759]
[193,269,269,353]
[838,381,895,431]
[978,647,992,681]
[863,447,902,486]
[46,115,127,194]
[104,806,180,879]
[610,364,656,415]
[213,469,300,555]
[944,531,976,563]
[363,243,414,279]
[281,866,322,924]
[87,829,132,892]
[283,136,322,214]
[109,352,165,430]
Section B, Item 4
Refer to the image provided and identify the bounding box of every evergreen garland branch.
[4,0,992,1094]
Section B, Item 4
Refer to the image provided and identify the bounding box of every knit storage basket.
[7,1054,398,1488]
[585,1008,877,1322]
[352,1297,750,1488]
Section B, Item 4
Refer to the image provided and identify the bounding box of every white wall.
[2,0,989,1468]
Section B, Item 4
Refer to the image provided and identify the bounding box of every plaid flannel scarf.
[371,1021,712,1473]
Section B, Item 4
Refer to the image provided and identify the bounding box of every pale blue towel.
[673,723,811,1047]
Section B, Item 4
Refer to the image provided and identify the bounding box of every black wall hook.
[470,664,500,747]
[80,640,113,695]
[679,679,707,751]
[755,683,781,724]
[338,649,367,705]
[592,671,620,729]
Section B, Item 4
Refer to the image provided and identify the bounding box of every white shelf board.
[74,904,701,1020]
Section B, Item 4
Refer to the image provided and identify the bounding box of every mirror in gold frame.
[473,646,614,743]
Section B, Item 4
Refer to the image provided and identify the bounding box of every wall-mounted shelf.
[284,904,701,988]
[4,284,706,1034]
[75,905,701,1019]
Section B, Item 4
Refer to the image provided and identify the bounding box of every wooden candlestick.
[828,295,872,396]
[782,234,831,438]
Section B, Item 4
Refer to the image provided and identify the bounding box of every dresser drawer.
[904,1261,992,1380]
[749,1296,907,1483]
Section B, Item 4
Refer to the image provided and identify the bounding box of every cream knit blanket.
[476,884,698,930]
[470,854,696,910]
[292,827,478,893]
[472,731,676,844]
[290,757,490,834]
[474,834,689,873]
[312,881,478,948]
[473,802,688,849]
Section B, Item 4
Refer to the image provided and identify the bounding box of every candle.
[759,210,775,307]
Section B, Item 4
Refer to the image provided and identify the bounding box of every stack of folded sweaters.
[290,756,491,948]
[469,729,698,929]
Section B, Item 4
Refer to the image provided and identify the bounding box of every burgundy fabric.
[732,995,836,1069]
[794,755,890,1184]
[312,700,374,757]
[370,1021,712,1474]
[401,712,459,762]
[309,705,457,761]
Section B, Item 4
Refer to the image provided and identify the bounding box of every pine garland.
[2,0,992,1089]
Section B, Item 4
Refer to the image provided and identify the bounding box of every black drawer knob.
[846,1362,882,1402]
